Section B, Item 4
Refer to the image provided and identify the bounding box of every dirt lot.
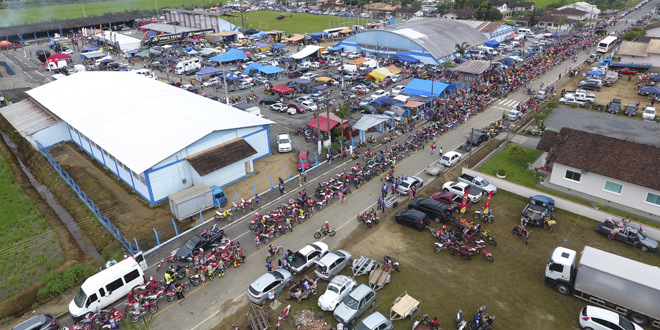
[211,140,660,330]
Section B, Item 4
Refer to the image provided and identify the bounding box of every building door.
[245,161,251,175]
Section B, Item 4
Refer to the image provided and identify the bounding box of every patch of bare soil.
[224,151,299,201]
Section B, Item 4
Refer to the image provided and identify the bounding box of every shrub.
[37,264,95,301]
[496,169,506,176]
[547,101,559,109]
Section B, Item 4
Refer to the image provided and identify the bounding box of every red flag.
[460,187,470,215]
[482,190,494,215]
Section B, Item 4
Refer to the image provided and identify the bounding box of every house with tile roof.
[616,39,660,68]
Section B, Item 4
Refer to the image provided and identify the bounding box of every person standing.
[439,147,443,158]
[338,190,344,204]
[255,235,260,250]
[430,143,435,154]
[377,197,383,211]
[279,182,285,195]
[303,171,307,183]
[381,183,388,198]
[255,193,259,205]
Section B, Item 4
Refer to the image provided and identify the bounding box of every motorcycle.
[165,282,191,302]
[474,244,494,262]
[383,255,400,272]
[543,216,556,232]
[448,245,475,260]
[603,216,626,230]
[214,209,233,220]
[132,277,162,294]
[156,254,176,272]
[241,197,255,211]
[513,220,531,245]
[231,201,246,214]
[266,245,283,263]
[479,229,497,246]
[456,310,467,330]
[129,301,159,322]
[472,207,494,223]
[314,226,336,239]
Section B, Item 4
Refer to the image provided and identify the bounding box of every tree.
[622,27,646,41]
[508,145,527,162]
[120,315,157,330]
[552,16,567,32]
[455,42,470,59]
[410,0,422,9]
[528,9,538,27]
[546,2,561,9]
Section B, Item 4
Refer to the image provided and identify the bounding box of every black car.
[260,96,279,105]
[395,210,431,231]
[185,68,200,76]
[12,314,59,330]
[624,104,637,116]
[608,98,622,114]
[467,132,489,146]
[360,104,377,114]
[579,82,602,91]
[175,232,226,260]
[408,198,455,223]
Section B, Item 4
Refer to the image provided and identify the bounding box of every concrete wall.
[549,163,660,218]
[30,121,71,148]
[619,54,660,67]
[461,167,660,240]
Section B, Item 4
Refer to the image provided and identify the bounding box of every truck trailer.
[545,246,660,328]
[168,184,227,221]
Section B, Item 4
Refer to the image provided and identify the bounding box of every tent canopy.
[254,42,269,47]
[315,77,334,83]
[353,114,391,131]
[483,39,500,48]
[403,100,424,108]
[158,56,178,62]
[272,44,284,49]
[640,85,660,94]
[348,58,369,65]
[330,45,343,51]
[287,35,305,42]
[244,62,262,73]
[271,84,294,94]
[307,116,340,132]
[259,65,283,74]
[210,48,247,62]
[507,33,518,38]
[386,65,401,74]
[296,79,311,84]
[368,68,393,82]
[197,67,221,76]
[397,55,420,63]
[338,28,353,33]
[292,45,321,59]
[404,78,457,98]
[587,71,602,77]
[501,57,515,62]
[650,74,660,80]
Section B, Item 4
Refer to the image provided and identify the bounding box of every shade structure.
[254,31,270,37]
[136,50,150,57]
[397,55,419,63]
[246,29,260,35]
[210,48,247,62]
[501,57,515,62]
[306,116,340,132]
[281,58,294,62]
[650,74,660,80]
[348,58,368,65]
[224,71,241,81]
[196,67,221,76]
[483,39,500,48]
[640,85,660,94]
[353,114,391,131]
[0,40,13,47]
[271,84,294,94]
[338,28,353,33]
[272,44,284,49]
[368,68,392,82]
[385,65,401,74]
[296,79,311,85]
[587,71,602,77]
[550,33,561,37]
[259,65,283,74]
[330,46,343,51]
[315,77,334,83]
[292,45,321,59]
[157,56,178,62]
[254,42,269,48]
[40,53,72,69]
[287,35,305,42]
[244,62,263,73]
[403,100,425,108]
[126,50,138,54]
[404,78,457,98]
[507,33,518,38]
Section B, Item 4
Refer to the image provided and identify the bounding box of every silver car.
[396,176,424,195]
[333,284,377,325]
[354,312,393,330]
[246,269,292,305]
[314,250,352,281]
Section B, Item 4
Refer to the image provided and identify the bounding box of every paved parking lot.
[545,106,660,147]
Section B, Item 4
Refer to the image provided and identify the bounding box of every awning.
[353,114,391,131]
[307,116,340,132]
[244,62,262,73]
[507,33,518,38]
[338,28,353,33]
[348,58,368,65]
[368,68,392,82]
[287,35,305,42]
[650,74,660,80]
[330,46,343,51]
[372,96,392,107]
[296,79,311,84]
[292,45,321,59]
[271,84,295,94]
[210,48,247,62]
[404,78,457,98]
[483,39,500,48]
[258,65,283,74]
[640,86,660,94]
[315,77,334,82]
[587,71,602,77]
[403,100,424,108]
[197,67,221,76]
[385,65,401,74]
[313,85,328,92]
[273,44,284,50]
[397,55,419,63]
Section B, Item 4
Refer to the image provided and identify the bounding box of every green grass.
[224,12,379,35]
[0,156,64,301]
[479,145,542,187]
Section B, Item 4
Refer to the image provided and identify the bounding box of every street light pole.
[468,127,474,168]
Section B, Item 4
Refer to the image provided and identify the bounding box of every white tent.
[291,45,322,59]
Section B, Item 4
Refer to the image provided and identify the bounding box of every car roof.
[360,312,388,327]
[349,284,373,298]
[400,209,426,219]
[585,306,620,322]
[444,151,460,157]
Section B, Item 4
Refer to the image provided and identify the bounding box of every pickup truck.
[289,242,329,275]
[595,223,658,252]
[442,181,482,203]
[458,174,497,195]
[563,92,595,103]
[424,160,444,176]
[175,231,227,260]
[642,106,656,120]
[564,89,596,99]
[559,96,586,107]
[430,192,467,213]
[607,98,622,114]
[521,195,555,226]
[599,59,652,69]
[277,133,292,153]
[624,104,638,117]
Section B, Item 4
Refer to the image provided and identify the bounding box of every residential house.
[397,7,425,18]
[491,1,513,17]
[511,15,578,31]
[645,22,660,38]
[510,1,534,12]
[552,8,589,21]
[558,2,600,19]
[454,60,490,85]
[537,127,660,216]
[438,9,475,20]
[455,20,515,42]
[616,39,660,68]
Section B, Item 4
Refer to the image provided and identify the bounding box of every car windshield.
[343,295,359,309]
[619,315,635,330]
[480,179,490,187]
[441,156,450,161]
[74,288,87,308]
[272,271,284,280]
[645,109,654,113]
[184,238,198,250]
[280,139,289,143]
[327,285,339,294]
[354,322,370,330]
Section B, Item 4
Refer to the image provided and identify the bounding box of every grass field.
[479,145,542,188]
[0,155,64,301]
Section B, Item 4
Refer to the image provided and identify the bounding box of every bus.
[597,36,617,53]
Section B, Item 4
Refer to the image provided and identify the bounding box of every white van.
[320,51,330,58]
[174,58,201,75]
[69,254,147,319]
[468,50,485,58]
[517,28,534,37]
[480,46,499,56]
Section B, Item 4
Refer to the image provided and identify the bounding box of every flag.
[460,187,470,215]
[482,190,494,215]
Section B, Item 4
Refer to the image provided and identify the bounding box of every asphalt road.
[54,2,660,328]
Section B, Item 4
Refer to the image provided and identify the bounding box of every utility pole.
[468,127,474,168]
[240,1,247,32]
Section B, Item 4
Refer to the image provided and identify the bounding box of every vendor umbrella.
[0,40,13,47]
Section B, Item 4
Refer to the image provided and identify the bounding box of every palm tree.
[454,42,470,59]
[120,315,157,330]
[553,16,567,33]
[334,103,352,144]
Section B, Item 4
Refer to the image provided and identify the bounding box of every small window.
[117,160,124,169]
[132,170,139,180]
[564,170,582,182]
[71,126,79,134]
[604,181,622,194]
[124,269,140,283]
[99,288,105,297]
[103,150,109,157]
[80,133,89,142]
[263,282,278,293]
[106,278,124,292]
[549,263,564,273]
[139,174,147,185]
[646,193,660,206]
[86,293,98,307]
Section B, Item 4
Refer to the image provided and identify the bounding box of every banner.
[482,190,494,215]
[459,187,470,215]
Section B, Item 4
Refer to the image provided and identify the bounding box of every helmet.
[325,221,328,224]
[212,248,216,253]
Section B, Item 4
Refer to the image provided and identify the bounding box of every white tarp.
[291,45,322,59]
[353,114,391,131]
[96,31,142,51]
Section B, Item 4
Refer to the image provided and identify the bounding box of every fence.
[36,141,139,254]
[461,167,660,241]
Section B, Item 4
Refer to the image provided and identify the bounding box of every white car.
[318,275,357,312]
[442,181,482,203]
[390,74,402,83]
[62,49,74,55]
[346,52,360,59]
[301,100,318,111]
[270,103,287,112]
[439,151,462,167]
[277,133,292,153]
[202,77,220,87]
[329,60,342,67]
[301,72,317,80]
[359,97,376,106]
[254,53,266,59]
[340,51,349,57]
[287,107,297,115]
[352,84,370,93]
[642,106,656,120]
[579,306,643,330]
[392,85,405,95]
[371,90,390,98]
[310,62,321,68]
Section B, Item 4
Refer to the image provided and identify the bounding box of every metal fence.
[36,141,139,254]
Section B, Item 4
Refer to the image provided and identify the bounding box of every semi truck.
[174,58,201,75]
[544,246,660,328]
[168,184,227,221]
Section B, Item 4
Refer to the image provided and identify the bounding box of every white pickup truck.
[277,133,292,153]
[442,181,482,203]
[458,174,497,195]
[559,95,587,107]
[563,91,595,103]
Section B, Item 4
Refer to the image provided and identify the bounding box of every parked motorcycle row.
[432,214,497,262]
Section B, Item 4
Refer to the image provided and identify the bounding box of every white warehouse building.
[1,72,272,204]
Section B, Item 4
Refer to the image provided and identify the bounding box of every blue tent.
[126,50,138,54]
[157,56,178,62]
[398,55,419,63]
[296,79,311,85]
[404,78,457,98]
[210,48,247,62]
[501,57,515,62]
[186,46,193,51]
[49,40,55,45]
[223,71,241,81]
[307,32,324,41]
[372,96,390,107]
[244,62,263,73]
[587,71,602,77]
[484,39,500,48]
[259,65,283,74]
[281,58,294,62]
[254,31,270,37]
[273,44,284,50]
[550,33,561,37]
[254,42,269,48]
[330,45,343,51]
[640,85,660,94]
[197,67,221,76]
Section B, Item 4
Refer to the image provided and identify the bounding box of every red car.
[288,71,303,78]
[287,102,307,114]
[297,149,310,171]
[379,77,394,87]
[617,67,638,75]
[431,192,471,213]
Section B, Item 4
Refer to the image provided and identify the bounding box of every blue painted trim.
[129,168,136,189]
[265,124,272,155]
[242,126,267,139]
[145,171,155,202]
[113,158,120,177]
[87,138,93,155]
[150,157,186,172]
[66,123,73,141]
[75,129,82,146]
[99,146,107,167]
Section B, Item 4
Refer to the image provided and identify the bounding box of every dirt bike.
[543,217,556,232]
[383,255,400,272]
[214,209,233,220]
[314,226,336,239]
[513,221,530,245]
[165,282,191,302]
[472,207,494,223]
[474,243,494,262]
[266,245,283,263]
[479,229,497,246]
[129,301,159,322]
[241,197,255,211]
[231,201,246,214]
[448,245,475,260]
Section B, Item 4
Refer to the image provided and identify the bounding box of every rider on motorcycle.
[323,221,330,234]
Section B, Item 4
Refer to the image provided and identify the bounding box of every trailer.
[246,304,270,330]
[352,256,376,277]
[369,264,391,291]
[390,291,421,321]
[168,184,227,221]
[600,58,651,69]
[545,246,660,328]
[424,160,444,176]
